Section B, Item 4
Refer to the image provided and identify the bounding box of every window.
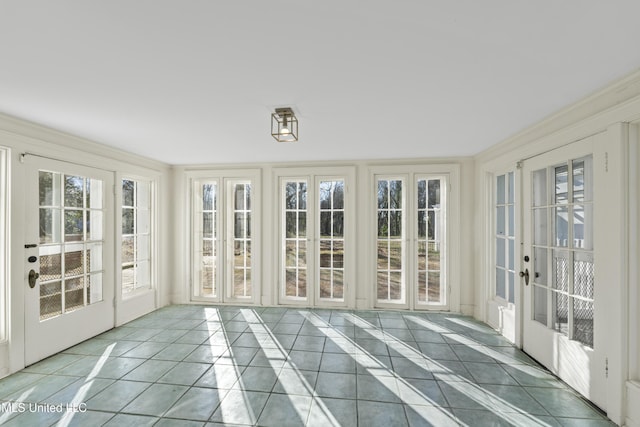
[121,178,152,295]
[0,148,7,340]
[495,172,515,303]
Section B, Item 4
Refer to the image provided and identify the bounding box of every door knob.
[28,270,39,288]
[519,269,530,286]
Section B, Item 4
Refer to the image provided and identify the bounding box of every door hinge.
[605,357,609,378]
[516,160,524,170]
[604,152,609,172]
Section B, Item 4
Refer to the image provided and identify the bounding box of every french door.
[24,156,114,365]
[278,169,354,307]
[522,137,606,409]
[375,173,448,310]
[192,173,260,304]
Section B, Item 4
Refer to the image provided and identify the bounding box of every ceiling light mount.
[271,107,298,142]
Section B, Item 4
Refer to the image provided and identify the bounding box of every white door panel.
[522,137,606,410]
[24,156,114,365]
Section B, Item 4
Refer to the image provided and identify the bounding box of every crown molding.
[476,67,640,163]
[0,112,170,172]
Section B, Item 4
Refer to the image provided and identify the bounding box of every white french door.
[522,137,606,409]
[375,173,448,310]
[192,173,260,304]
[24,156,114,365]
[278,169,354,308]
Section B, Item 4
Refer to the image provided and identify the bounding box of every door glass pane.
[497,174,505,204]
[553,290,569,336]
[573,204,592,250]
[64,176,84,208]
[123,179,135,207]
[87,210,103,241]
[533,247,547,286]
[496,207,505,235]
[508,271,515,304]
[554,165,569,204]
[552,249,569,292]
[554,206,569,247]
[496,238,505,268]
[377,178,404,303]
[573,252,594,299]
[64,210,84,242]
[573,300,594,347]
[508,205,515,237]
[508,172,515,204]
[40,208,61,244]
[39,171,61,207]
[532,169,547,207]
[39,170,104,320]
[496,269,506,299]
[533,208,547,245]
[40,282,62,321]
[428,180,440,208]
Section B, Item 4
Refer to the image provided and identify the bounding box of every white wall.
[0,113,172,377]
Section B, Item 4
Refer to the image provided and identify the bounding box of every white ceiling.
[1,1,640,165]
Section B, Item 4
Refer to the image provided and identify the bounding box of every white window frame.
[190,169,261,305]
[120,176,154,299]
[494,170,516,305]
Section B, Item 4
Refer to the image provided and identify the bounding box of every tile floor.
[0,305,614,426]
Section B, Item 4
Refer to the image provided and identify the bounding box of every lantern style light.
[271,107,298,142]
